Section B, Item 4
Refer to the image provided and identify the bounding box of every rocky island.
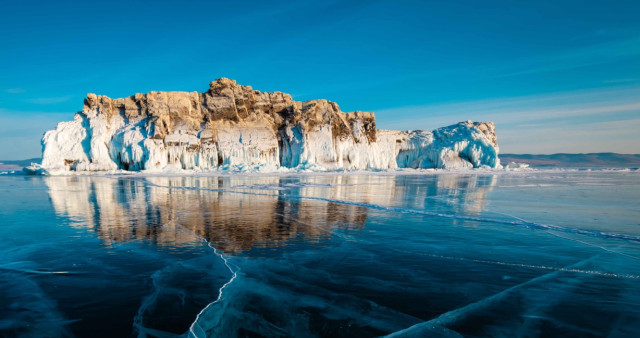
[37,78,500,173]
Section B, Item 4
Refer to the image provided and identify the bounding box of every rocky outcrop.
[38,78,500,173]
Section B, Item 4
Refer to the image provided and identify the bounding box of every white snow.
[38,112,501,174]
[505,162,531,170]
[41,114,90,170]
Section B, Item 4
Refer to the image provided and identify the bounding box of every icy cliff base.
[38,79,500,173]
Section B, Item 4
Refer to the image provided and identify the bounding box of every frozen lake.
[1,171,639,336]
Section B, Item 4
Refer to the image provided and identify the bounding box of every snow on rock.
[38,78,501,173]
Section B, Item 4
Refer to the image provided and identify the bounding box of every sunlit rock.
[39,79,501,172]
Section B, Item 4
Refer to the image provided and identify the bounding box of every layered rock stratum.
[38,78,500,173]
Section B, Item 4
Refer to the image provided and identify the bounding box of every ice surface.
[1,171,640,336]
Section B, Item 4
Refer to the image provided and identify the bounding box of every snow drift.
[38,78,500,173]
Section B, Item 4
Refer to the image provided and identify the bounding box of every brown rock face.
[82,78,372,142]
[472,121,498,149]
[43,78,499,172]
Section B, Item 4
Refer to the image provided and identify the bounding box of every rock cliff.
[39,78,500,173]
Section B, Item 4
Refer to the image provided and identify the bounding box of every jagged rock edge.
[35,78,501,173]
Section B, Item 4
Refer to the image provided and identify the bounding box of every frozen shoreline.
[7,166,640,178]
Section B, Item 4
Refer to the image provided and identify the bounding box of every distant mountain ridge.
[0,158,41,170]
[501,153,640,168]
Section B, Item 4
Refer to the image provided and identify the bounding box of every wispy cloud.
[492,36,640,78]
[375,85,640,154]
[25,96,72,104]
[318,35,640,97]
[5,88,26,94]
[498,118,640,154]
[603,78,637,84]
[377,86,640,125]
[570,27,637,41]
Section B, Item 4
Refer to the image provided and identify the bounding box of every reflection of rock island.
[45,175,496,254]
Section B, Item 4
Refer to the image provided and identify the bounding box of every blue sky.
[1,0,639,159]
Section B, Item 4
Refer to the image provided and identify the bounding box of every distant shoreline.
[0,158,40,170]
[500,153,640,168]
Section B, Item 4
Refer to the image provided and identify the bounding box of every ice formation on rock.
[38,78,500,173]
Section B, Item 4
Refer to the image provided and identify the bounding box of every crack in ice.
[129,219,238,338]
[126,177,640,244]
[384,255,601,337]
[493,211,640,261]
[154,220,238,338]
[187,241,238,338]
[417,253,640,280]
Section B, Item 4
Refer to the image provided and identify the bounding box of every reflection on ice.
[38,174,502,336]
[5,172,637,336]
[45,174,497,254]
